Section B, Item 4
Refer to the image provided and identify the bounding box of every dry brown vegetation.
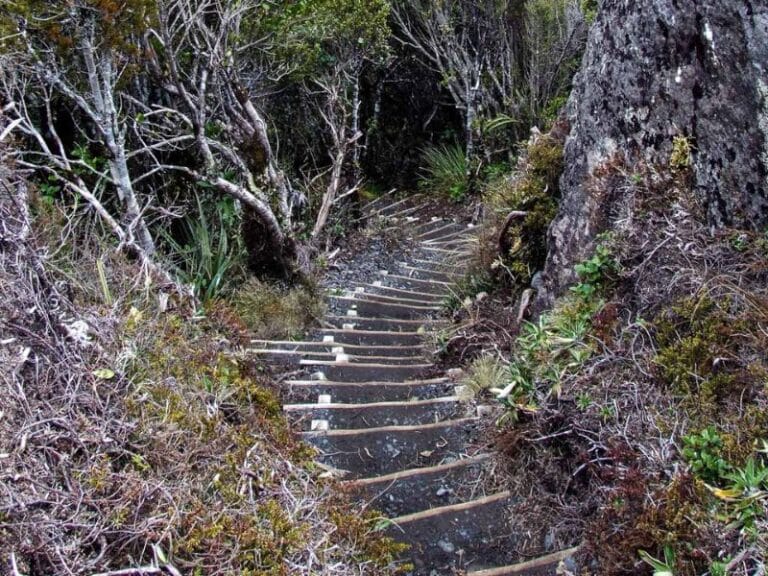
[446,141,768,574]
[0,170,402,574]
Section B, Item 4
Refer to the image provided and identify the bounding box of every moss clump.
[653,295,761,413]
[486,133,564,286]
[230,277,325,340]
[670,135,693,172]
[327,506,412,573]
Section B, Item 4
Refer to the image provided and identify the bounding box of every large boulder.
[539,0,768,304]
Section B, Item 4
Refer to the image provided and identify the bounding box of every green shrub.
[464,355,510,396]
[162,195,246,301]
[418,143,468,201]
[570,241,620,299]
[486,134,563,286]
[580,0,598,23]
[682,427,731,485]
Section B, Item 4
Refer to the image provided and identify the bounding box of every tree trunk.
[312,146,346,239]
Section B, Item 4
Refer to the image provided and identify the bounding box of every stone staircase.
[246,197,577,575]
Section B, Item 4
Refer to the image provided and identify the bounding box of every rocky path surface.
[247,197,577,575]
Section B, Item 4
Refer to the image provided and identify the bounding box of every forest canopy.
[0,0,587,288]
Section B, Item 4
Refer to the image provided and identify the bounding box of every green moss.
[487,134,564,286]
[653,295,757,411]
[670,135,693,172]
[580,0,598,23]
[327,507,412,573]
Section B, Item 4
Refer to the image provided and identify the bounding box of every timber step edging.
[387,491,517,575]
[247,349,428,365]
[344,454,493,517]
[284,396,463,430]
[466,547,580,576]
[301,417,481,478]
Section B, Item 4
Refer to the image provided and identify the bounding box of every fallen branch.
[498,210,528,256]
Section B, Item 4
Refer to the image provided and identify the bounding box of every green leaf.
[93,368,115,380]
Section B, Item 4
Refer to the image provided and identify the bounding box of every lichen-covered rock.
[539,0,768,304]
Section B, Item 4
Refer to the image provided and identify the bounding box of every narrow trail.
[248,197,577,575]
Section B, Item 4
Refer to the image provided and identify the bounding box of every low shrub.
[418,143,468,201]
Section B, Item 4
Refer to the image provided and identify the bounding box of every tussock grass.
[418,143,468,201]
[230,277,325,340]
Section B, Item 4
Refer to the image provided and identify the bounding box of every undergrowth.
[0,192,402,575]
[458,143,767,574]
[418,143,468,201]
[230,277,325,340]
[485,125,566,287]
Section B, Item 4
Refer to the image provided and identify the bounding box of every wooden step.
[413,219,456,237]
[302,418,480,478]
[345,454,491,517]
[332,296,442,320]
[362,283,445,302]
[421,226,478,244]
[398,264,455,282]
[250,339,426,357]
[282,378,455,404]
[248,349,426,365]
[371,196,420,217]
[467,548,580,576]
[299,360,433,382]
[361,188,398,212]
[378,273,453,294]
[383,202,429,221]
[323,315,441,333]
[284,396,462,430]
[387,491,516,575]
[317,329,424,346]
[344,288,440,307]
[408,260,466,275]
[416,221,464,240]
[422,236,477,249]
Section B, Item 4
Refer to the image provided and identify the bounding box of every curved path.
[248,197,577,575]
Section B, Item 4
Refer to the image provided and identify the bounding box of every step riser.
[398,267,455,282]
[301,363,432,382]
[317,331,424,346]
[413,220,457,237]
[251,342,426,358]
[251,351,426,365]
[341,299,441,320]
[363,284,445,302]
[422,229,477,244]
[288,400,461,430]
[411,258,465,270]
[467,548,580,576]
[388,494,516,575]
[350,291,441,307]
[347,457,491,517]
[323,316,440,332]
[417,222,465,240]
[373,197,420,217]
[379,276,452,294]
[303,420,480,478]
[422,239,476,251]
[283,381,455,404]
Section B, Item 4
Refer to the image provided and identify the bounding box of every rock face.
[539,0,768,304]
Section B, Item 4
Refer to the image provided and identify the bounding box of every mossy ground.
[446,142,768,573]
[1,197,405,575]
